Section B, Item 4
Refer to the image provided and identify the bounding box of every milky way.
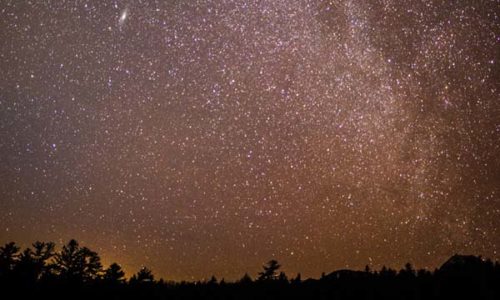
[1,1,499,280]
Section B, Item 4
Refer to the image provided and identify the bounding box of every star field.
[1,1,499,281]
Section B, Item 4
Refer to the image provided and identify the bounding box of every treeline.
[1,239,499,299]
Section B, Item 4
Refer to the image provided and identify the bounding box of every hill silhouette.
[1,240,499,299]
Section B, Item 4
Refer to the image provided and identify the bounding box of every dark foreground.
[1,240,499,299]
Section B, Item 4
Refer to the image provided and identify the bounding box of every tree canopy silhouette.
[0,242,19,277]
[14,241,55,284]
[53,239,102,282]
[0,239,499,300]
[130,266,154,283]
[103,263,125,284]
[258,259,281,281]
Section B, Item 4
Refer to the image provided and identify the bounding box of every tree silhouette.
[13,242,54,285]
[291,273,301,285]
[208,275,218,285]
[278,271,289,283]
[103,263,125,284]
[399,262,416,278]
[0,242,19,278]
[30,242,55,278]
[54,239,102,282]
[80,247,102,280]
[239,272,253,284]
[2,238,500,300]
[258,259,281,281]
[380,265,397,278]
[130,267,154,283]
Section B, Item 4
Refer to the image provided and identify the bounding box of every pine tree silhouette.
[130,267,154,283]
[54,239,102,282]
[257,259,281,281]
[0,242,19,278]
[103,263,125,284]
[291,273,301,285]
[239,272,253,284]
[2,238,500,299]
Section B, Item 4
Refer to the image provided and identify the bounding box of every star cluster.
[1,1,499,280]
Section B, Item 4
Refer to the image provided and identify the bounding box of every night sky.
[1,1,499,281]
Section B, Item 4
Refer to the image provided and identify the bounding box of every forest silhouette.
[1,239,499,299]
